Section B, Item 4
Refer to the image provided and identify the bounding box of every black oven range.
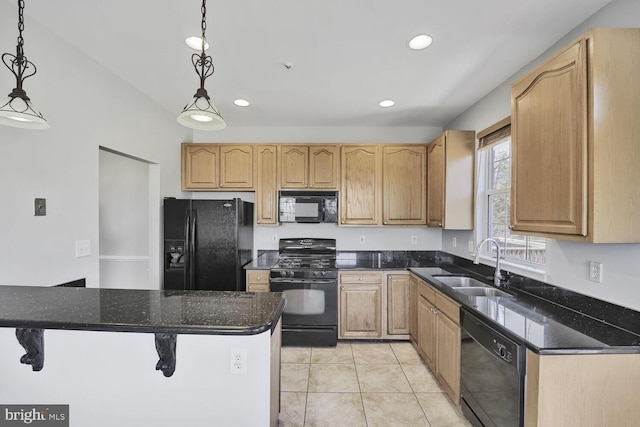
[270,238,338,346]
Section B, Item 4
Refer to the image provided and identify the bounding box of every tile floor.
[279,341,471,427]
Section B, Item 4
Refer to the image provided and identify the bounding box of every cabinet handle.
[359,277,363,281]
[438,223,442,226]
[508,225,513,230]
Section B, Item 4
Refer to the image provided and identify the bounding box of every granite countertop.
[410,267,640,355]
[0,286,285,336]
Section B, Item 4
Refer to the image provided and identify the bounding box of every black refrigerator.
[163,198,254,291]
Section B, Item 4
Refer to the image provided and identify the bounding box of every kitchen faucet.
[474,238,505,287]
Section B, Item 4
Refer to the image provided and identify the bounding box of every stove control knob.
[321,271,327,276]
[288,270,295,277]
[313,271,320,277]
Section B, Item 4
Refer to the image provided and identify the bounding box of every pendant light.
[0,0,49,130]
[177,0,226,130]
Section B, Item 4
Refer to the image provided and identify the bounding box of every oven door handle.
[270,279,337,285]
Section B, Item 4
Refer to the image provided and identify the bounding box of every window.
[478,119,546,266]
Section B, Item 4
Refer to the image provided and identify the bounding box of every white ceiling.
[16,0,611,128]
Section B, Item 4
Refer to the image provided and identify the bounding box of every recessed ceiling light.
[234,99,250,107]
[184,36,210,51]
[379,99,395,108]
[408,34,433,50]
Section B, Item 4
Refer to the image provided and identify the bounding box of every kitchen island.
[0,286,285,427]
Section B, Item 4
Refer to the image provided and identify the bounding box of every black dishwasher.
[460,308,526,427]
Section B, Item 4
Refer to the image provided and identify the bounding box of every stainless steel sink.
[453,287,513,298]
[432,275,490,288]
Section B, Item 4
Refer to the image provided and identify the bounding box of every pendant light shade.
[178,0,226,131]
[0,0,49,130]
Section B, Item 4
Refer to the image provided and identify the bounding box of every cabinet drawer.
[339,273,382,285]
[248,271,270,284]
[417,282,436,304]
[436,293,460,325]
[247,284,270,292]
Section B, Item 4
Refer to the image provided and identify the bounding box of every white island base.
[0,322,281,427]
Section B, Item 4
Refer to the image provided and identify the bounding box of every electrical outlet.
[589,261,603,283]
[75,240,91,257]
[271,234,278,243]
[468,240,475,253]
[230,348,247,374]
[411,235,418,245]
[452,237,457,248]
[359,235,366,244]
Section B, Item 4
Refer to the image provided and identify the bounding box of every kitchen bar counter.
[410,267,640,355]
[0,285,285,336]
[0,285,284,427]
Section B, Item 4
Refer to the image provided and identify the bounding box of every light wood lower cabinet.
[387,273,411,335]
[339,272,383,338]
[246,270,270,292]
[338,271,411,340]
[526,351,640,426]
[411,273,461,405]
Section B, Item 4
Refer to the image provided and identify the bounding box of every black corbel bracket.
[16,328,44,371]
[154,333,177,377]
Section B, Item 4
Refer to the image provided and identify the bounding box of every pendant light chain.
[17,0,25,57]
[201,0,207,44]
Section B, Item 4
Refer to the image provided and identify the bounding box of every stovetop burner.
[271,238,337,280]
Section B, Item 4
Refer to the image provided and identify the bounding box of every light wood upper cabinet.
[256,145,278,225]
[182,144,219,190]
[309,145,339,189]
[182,143,254,191]
[219,145,253,188]
[340,145,381,225]
[279,145,338,189]
[383,146,426,225]
[511,28,640,242]
[426,131,475,229]
[426,137,445,227]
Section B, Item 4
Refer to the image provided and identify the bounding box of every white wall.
[99,149,151,289]
[0,2,189,288]
[443,0,640,309]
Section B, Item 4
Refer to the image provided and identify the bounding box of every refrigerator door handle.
[189,208,197,290]
[184,208,191,290]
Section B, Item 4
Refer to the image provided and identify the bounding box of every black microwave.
[279,191,338,223]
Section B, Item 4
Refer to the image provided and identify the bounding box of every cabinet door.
[511,40,587,236]
[417,293,436,370]
[256,145,278,225]
[340,145,381,225]
[219,145,254,189]
[182,144,219,190]
[426,136,445,227]
[309,145,338,189]
[409,276,418,341]
[339,284,382,338]
[436,313,461,404]
[280,145,309,189]
[383,146,427,225]
[387,274,410,335]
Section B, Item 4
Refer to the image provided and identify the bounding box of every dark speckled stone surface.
[410,267,640,355]
[0,286,285,336]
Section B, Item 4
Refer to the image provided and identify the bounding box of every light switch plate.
[34,198,46,216]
